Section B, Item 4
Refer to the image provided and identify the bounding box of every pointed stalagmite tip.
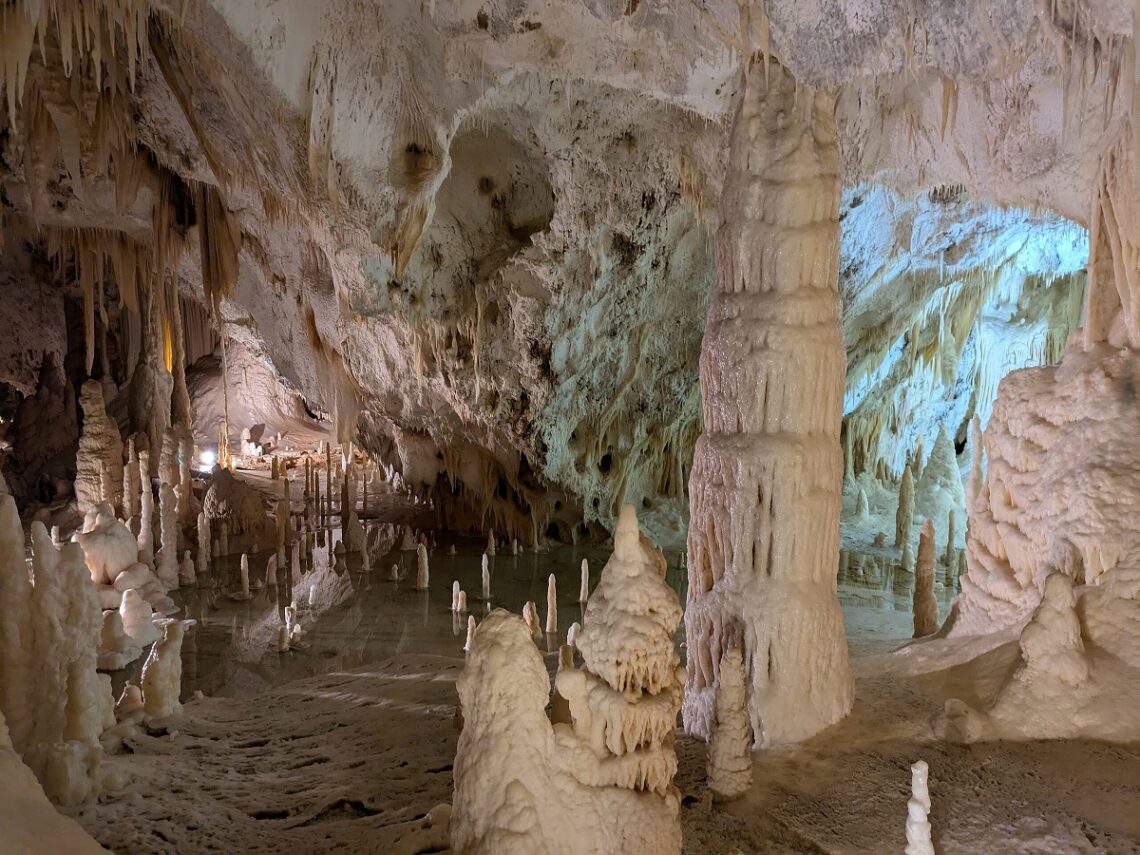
[614,503,640,560]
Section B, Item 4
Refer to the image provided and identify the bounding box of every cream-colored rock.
[141,620,194,720]
[895,463,915,549]
[76,380,123,517]
[913,520,939,638]
[685,60,853,746]
[707,646,752,801]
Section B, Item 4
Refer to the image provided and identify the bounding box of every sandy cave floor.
[66,480,1140,855]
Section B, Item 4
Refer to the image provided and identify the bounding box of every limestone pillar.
[683,58,853,746]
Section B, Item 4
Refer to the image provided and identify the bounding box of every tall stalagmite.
[684,57,853,745]
[895,463,915,548]
[914,520,939,638]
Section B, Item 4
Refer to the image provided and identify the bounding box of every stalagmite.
[855,486,870,520]
[141,620,193,719]
[522,600,541,635]
[707,646,752,801]
[463,615,476,653]
[454,509,684,853]
[579,558,589,603]
[171,550,191,590]
[895,463,915,548]
[943,512,957,569]
[234,554,252,600]
[0,475,32,754]
[545,573,558,634]
[481,553,490,600]
[196,512,210,580]
[566,622,581,650]
[416,543,429,590]
[76,379,124,517]
[120,589,161,647]
[486,529,495,557]
[155,482,179,589]
[138,449,154,564]
[914,520,939,637]
[457,590,467,612]
[451,580,461,611]
[22,523,113,805]
[124,436,141,526]
[684,58,853,745]
[905,760,934,855]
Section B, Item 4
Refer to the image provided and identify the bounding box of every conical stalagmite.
[914,520,939,637]
[708,646,753,800]
[545,574,557,635]
[895,463,915,548]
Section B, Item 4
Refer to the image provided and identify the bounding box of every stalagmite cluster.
[0,486,114,806]
[453,506,684,853]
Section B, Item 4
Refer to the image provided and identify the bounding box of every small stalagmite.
[155,482,179,589]
[486,530,496,557]
[457,590,467,612]
[855,486,870,520]
[914,520,939,637]
[481,553,490,600]
[708,646,753,801]
[451,580,461,611]
[141,620,194,720]
[545,573,557,635]
[416,543,430,590]
[196,512,210,580]
[579,558,589,603]
[138,449,154,563]
[463,615,476,653]
[905,760,935,855]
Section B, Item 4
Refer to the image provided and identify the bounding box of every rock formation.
[685,57,853,745]
[707,646,752,801]
[76,380,124,517]
[915,424,965,548]
[895,463,915,548]
[141,620,194,720]
[913,520,939,637]
[453,505,683,854]
[905,760,934,855]
[0,509,115,805]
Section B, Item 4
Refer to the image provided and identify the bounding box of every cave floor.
[72,516,1140,854]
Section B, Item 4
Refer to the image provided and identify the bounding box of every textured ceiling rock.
[0,0,1119,542]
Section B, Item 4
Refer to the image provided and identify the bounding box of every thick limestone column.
[683,58,854,746]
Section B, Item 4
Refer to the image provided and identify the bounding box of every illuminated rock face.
[684,59,853,747]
